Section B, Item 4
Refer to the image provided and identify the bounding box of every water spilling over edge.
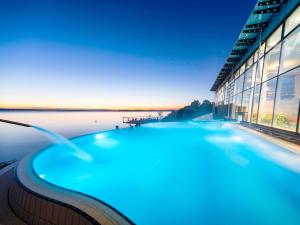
[31,125,92,162]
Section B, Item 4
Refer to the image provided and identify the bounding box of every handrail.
[0,118,32,127]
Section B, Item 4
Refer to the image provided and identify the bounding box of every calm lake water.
[0,111,169,162]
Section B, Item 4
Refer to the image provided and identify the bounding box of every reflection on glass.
[259,42,266,58]
[285,5,300,36]
[254,49,259,62]
[251,85,261,123]
[246,55,253,69]
[244,67,253,90]
[266,26,282,52]
[273,68,300,131]
[255,57,264,85]
[241,88,253,122]
[234,70,240,78]
[234,74,245,94]
[240,64,246,75]
[263,43,281,82]
[233,93,243,118]
[258,78,277,126]
[280,26,300,74]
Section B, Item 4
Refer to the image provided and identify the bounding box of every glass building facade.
[214,4,300,133]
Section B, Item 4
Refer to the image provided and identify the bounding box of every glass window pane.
[254,49,259,62]
[273,68,300,131]
[239,74,245,93]
[251,63,257,87]
[259,42,266,58]
[255,57,264,85]
[251,85,261,123]
[241,88,253,122]
[244,65,255,90]
[246,55,253,69]
[234,74,244,94]
[285,5,300,36]
[263,43,281,82]
[266,26,282,52]
[234,70,239,78]
[258,78,277,126]
[233,93,243,119]
[240,64,246,75]
[280,26,300,74]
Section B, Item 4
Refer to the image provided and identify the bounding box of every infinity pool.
[33,121,300,225]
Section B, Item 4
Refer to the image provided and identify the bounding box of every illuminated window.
[246,55,253,69]
[241,88,253,122]
[273,68,300,131]
[244,64,256,90]
[263,43,281,82]
[254,49,259,62]
[234,74,244,94]
[255,57,264,85]
[234,70,240,78]
[258,78,277,126]
[285,5,300,36]
[233,93,243,118]
[266,26,282,52]
[259,42,266,58]
[251,85,261,123]
[240,64,246,75]
[280,26,300,74]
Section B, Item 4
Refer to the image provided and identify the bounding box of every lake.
[0,111,169,162]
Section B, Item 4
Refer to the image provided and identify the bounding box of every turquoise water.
[33,121,300,225]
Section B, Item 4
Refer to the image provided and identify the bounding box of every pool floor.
[33,121,300,225]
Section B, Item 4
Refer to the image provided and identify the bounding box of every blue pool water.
[33,121,300,225]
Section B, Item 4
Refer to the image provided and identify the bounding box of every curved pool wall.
[9,140,133,225]
[14,121,300,225]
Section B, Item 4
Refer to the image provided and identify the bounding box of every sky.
[0,0,257,110]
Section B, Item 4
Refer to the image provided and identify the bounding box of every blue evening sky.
[0,0,257,109]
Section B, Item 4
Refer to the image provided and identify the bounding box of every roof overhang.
[210,0,289,91]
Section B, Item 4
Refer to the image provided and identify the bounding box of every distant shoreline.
[0,108,173,112]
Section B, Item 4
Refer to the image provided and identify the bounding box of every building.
[211,0,300,134]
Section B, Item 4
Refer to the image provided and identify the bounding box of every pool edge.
[11,149,135,225]
[237,124,300,155]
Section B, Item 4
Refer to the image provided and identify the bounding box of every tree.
[162,100,213,122]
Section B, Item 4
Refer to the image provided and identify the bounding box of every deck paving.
[0,163,27,225]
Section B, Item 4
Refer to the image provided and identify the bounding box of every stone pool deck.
[238,125,300,155]
[0,162,27,225]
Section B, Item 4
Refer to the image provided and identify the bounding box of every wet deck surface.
[0,163,27,225]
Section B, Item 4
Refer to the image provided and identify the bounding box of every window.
[234,70,240,78]
[241,88,253,122]
[225,82,229,105]
[263,43,281,82]
[233,93,243,118]
[244,65,256,90]
[258,78,277,126]
[266,26,282,52]
[273,68,300,131]
[251,63,257,87]
[251,85,261,123]
[285,5,300,36]
[259,42,266,58]
[216,87,225,106]
[246,55,253,69]
[254,49,259,62]
[240,64,246,75]
[280,26,300,74]
[255,57,264,85]
[235,74,244,94]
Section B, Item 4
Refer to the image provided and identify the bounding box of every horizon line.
[0,106,178,111]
